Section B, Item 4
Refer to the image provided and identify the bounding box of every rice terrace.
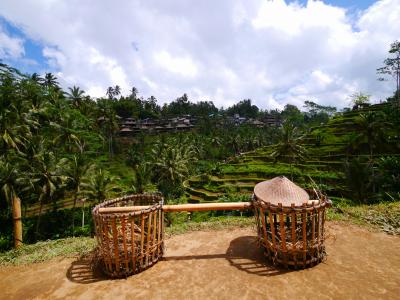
[1,0,400,299]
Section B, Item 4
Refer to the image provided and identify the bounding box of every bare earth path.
[1,222,399,300]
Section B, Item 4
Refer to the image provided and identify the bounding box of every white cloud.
[154,50,198,77]
[87,48,129,92]
[252,0,348,36]
[0,0,399,109]
[0,25,24,58]
[86,85,104,98]
[43,46,66,68]
[142,76,158,90]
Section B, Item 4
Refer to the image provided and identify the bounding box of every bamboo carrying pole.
[12,196,23,248]
[98,202,253,214]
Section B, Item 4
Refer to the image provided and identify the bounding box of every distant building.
[118,115,195,136]
[248,119,265,128]
[119,127,134,136]
[227,114,247,126]
[264,115,282,127]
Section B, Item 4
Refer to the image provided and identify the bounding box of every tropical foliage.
[1,40,400,250]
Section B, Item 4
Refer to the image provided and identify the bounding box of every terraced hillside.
[184,102,399,203]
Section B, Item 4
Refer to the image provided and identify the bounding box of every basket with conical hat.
[252,176,331,268]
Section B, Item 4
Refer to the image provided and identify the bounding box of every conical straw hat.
[254,176,309,207]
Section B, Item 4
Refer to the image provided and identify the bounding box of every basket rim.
[92,193,164,217]
[252,191,332,211]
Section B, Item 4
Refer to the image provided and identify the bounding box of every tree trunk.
[12,195,23,248]
[370,145,376,194]
[82,201,85,229]
[108,132,113,158]
[290,163,294,181]
[72,192,78,236]
[397,69,400,104]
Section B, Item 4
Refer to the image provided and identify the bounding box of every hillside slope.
[185,102,399,203]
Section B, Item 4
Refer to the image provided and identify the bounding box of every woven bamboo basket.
[92,194,164,278]
[252,176,331,269]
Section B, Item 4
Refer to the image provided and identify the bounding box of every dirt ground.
[1,222,399,300]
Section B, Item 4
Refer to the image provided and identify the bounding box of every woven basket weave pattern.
[92,194,164,278]
[253,177,330,268]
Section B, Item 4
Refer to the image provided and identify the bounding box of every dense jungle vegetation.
[1,41,400,251]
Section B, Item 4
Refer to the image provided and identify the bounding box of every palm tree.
[0,71,33,155]
[30,73,44,85]
[210,136,222,147]
[0,108,31,155]
[29,149,66,240]
[79,95,96,117]
[352,112,391,192]
[226,134,241,155]
[44,73,59,88]
[126,144,144,167]
[150,135,168,159]
[130,86,138,98]
[376,156,400,196]
[98,100,119,157]
[127,163,149,194]
[343,158,372,204]
[66,86,85,109]
[63,153,92,235]
[353,112,389,158]
[151,143,196,198]
[50,111,81,152]
[270,123,308,163]
[81,167,116,203]
[106,86,114,99]
[113,85,121,97]
[0,160,24,247]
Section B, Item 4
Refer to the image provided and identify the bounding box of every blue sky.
[292,0,378,9]
[0,0,399,109]
[0,17,47,73]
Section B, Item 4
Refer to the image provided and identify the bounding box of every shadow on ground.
[66,251,108,284]
[164,235,290,277]
[226,236,290,276]
[67,235,290,282]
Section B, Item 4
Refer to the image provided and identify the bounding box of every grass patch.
[341,202,400,235]
[327,201,400,234]
[165,216,255,235]
[0,237,96,267]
